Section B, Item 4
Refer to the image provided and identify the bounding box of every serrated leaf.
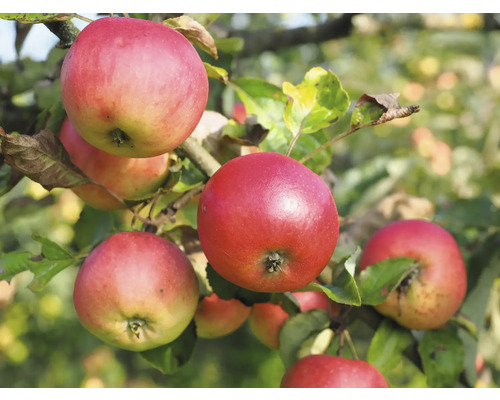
[310,275,361,306]
[164,15,217,59]
[350,93,420,129]
[32,234,74,261]
[283,67,349,135]
[357,257,418,306]
[0,13,73,24]
[0,237,80,292]
[205,264,271,306]
[28,258,77,292]
[418,329,464,388]
[140,321,197,375]
[204,62,228,84]
[279,309,330,369]
[0,129,91,191]
[367,319,413,373]
[171,157,206,193]
[73,206,121,252]
[0,251,34,281]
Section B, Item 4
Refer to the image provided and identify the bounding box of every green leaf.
[171,157,206,193]
[231,77,287,131]
[0,129,91,191]
[140,321,197,375]
[32,234,73,261]
[310,275,361,307]
[457,232,500,386]
[367,319,414,374]
[270,292,300,316]
[205,264,271,306]
[0,13,73,24]
[204,62,228,84]
[350,93,420,129]
[73,206,120,252]
[357,257,418,306]
[279,309,331,369]
[283,67,349,135]
[214,37,244,54]
[0,251,34,281]
[418,329,465,388]
[0,235,81,292]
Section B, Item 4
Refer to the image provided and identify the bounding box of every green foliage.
[0,12,499,389]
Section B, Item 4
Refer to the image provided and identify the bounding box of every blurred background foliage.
[0,12,499,388]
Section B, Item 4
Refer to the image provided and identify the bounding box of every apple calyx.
[128,317,147,339]
[110,128,133,148]
[265,251,285,273]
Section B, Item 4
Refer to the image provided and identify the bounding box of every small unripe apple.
[73,231,200,351]
[280,354,389,388]
[249,290,334,349]
[194,293,251,339]
[60,16,209,158]
[359,219,467,330]
[197,152,339,293]
[59,118,169,210]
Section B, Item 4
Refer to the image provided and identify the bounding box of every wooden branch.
[234,14,358,58]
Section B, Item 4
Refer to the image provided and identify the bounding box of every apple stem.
[265,251,284,273]
[110,128,132,148]
[128,318,146,339]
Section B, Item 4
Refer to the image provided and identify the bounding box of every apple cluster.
[61,16,468,389]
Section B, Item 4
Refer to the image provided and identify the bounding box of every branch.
[43,20,81,48]
[233,14,358,58]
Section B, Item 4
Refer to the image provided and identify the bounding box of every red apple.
[359,219,467,330]
[59,117,169,210]
[194,293,251,339]
[73,231,199,351]
[232,102,247,124]
[197,152,339,293]
[249,290,335,349]
[60,16,209,158]
[280,354,389,388]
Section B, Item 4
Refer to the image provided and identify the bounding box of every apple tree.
[0,13,499,388]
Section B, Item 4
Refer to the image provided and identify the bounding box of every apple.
[232,102,247,124]
[73,231,200,352]
[358,219,467,330]
[197,152,339,293]
[280,354,389,388]
[249,290,336,349]
[60,16,209,158]
[59,117,170,210]
[194,292,251,339]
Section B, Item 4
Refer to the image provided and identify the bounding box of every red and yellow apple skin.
[249,290,335,349]
[197,152,339,293]
[59,118,169,210]
[194,293,251,339]
[73,231,200,352]
[280,354,389,388]
[359,219,467,330]
[60,16,209,158]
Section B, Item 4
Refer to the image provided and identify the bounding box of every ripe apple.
[197,152,339,293]
[232,102,247,124]
[60,16,209,158]
[59,117,169,210]
[280,354,389,388]
[73,231,200,352]
[249,290,336,349]
[194,292,251,339]
[359,219,467,330]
